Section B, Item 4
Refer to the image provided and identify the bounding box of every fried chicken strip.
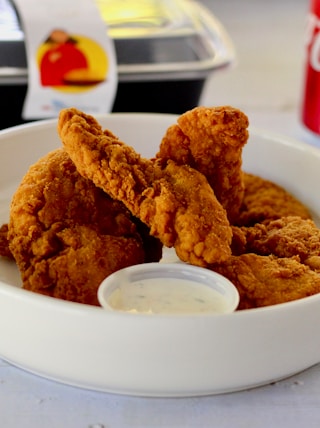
[8,149,148,305]
[157,106,249,222]
[243,216,320,258]
[212,253,320,309]
[237,173,311,226]
[236,216,320,272]
[58,108,232,267]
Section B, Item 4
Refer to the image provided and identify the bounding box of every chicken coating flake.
[58,107,233,267]
[157,106,249,223]
[0,224,12,259]
[8,148,148,305]
[212,254,320,310]
[237,173,312,226]
[242,216,320,261]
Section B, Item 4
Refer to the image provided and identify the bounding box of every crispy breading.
[237,173,311,226]
[243,216,320,261]
[212,253,320,309]
[230,225,247,256]
[58,107,232,267]
[157,106,249,223]
[0,224,13,259]
[8,148,148,305]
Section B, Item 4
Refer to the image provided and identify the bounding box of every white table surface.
[3,0,320,427]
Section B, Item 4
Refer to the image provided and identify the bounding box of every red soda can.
[302,0,320,134]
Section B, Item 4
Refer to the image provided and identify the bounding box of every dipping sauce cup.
[98,263,240,315]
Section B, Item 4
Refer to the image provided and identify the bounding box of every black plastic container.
[0,0,234,129]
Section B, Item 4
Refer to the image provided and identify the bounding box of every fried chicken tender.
[58,108,232,267]
[243,216,320,259]
[212,254,320,309]
[156,106,249,223]
[237,173,312,226]
[8,148,149,305]
[237,216,320,273]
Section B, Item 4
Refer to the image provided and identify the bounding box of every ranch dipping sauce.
[108,278,230,314]
[98,263,240,315]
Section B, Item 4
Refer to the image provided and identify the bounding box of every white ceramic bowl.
[1,114,320,397]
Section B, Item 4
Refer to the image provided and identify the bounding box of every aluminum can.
[302,0,320,134]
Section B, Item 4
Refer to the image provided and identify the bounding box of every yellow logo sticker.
[37,29,108,93]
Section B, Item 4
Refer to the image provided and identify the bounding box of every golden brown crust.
[157,106,249,223]
[226,216,320,308]
[8,148,146,305]
[212,254,320,309]
[237,173,311,226]
[242,216,320,262]
[58,107,232,267]
[0,224,13,259]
